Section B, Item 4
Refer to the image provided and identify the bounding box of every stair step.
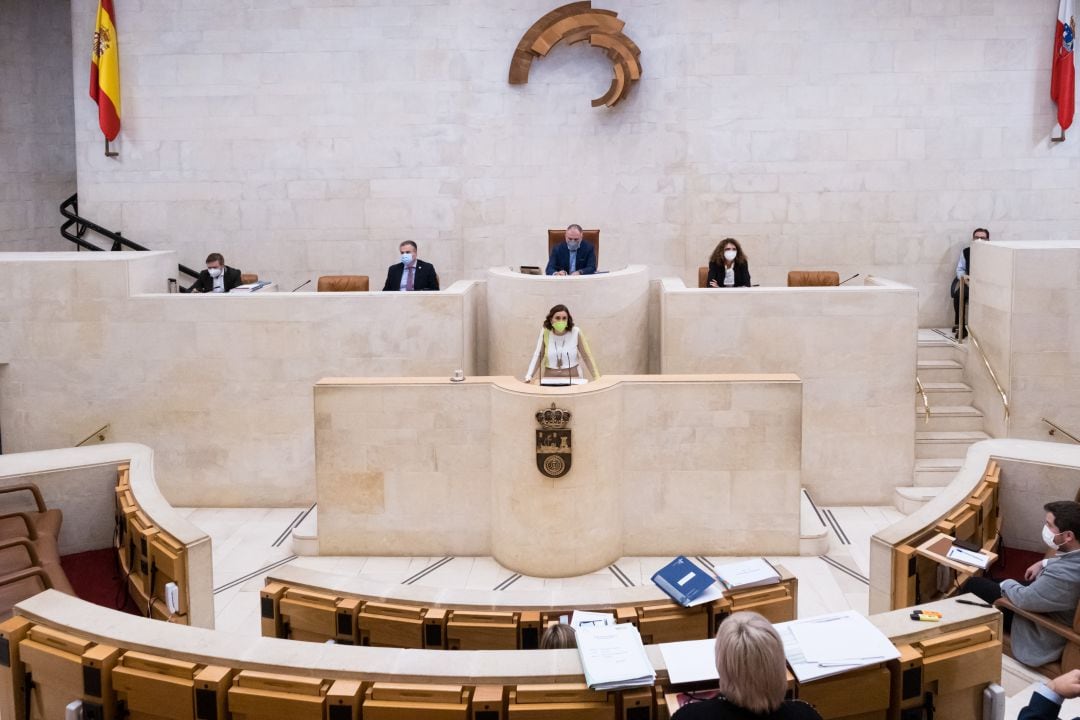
[914,457,964,486]
[894,485,947,513]
[919,381,973,405]
[916,405,984,432]
[915,430,990,458]
[917,359,964,383]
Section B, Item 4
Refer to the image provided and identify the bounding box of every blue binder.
[650,556,716,607]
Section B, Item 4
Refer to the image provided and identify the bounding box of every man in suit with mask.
[192,253,243,293]
[382,241,439,291]
[546,224,597,276]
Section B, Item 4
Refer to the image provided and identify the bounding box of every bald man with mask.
[546,224,597,276]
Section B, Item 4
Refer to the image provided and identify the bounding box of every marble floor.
[177,504,1052,719]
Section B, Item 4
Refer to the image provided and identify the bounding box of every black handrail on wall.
[60,193,201,287]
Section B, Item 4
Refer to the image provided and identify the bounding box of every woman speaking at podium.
[523,304,601,385]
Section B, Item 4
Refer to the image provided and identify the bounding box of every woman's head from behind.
[543,304,574,333]
[710,238,747,266]
[714,611,787,714]
[540,623,577,649]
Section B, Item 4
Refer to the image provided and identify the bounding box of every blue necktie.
[569,250,577,274]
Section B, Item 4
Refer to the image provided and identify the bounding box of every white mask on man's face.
[1043,524,1062,549]
[208,267,223,279]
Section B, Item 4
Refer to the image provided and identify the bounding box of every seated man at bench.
[962,500,1080,667]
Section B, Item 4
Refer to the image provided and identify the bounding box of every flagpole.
[104,138,118,157]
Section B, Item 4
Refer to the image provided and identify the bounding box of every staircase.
[895,331,990,513]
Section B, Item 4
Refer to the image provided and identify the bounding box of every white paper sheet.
[659,639,719,685]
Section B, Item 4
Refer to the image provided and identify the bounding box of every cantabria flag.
[89,0,121,141]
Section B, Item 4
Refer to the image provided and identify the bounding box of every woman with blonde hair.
[539,623,577,649]
[707,238,751,288]
[673,612,821,719]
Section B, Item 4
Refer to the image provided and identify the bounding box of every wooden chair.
[547,229,600,267]
[317,275,369,292]
[995,598,1080,674]
[0,485,62,540]
[787,270,840,287]
[240,273,259,285]
[698,267,709,288]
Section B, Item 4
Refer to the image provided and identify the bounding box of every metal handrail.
[965,326,1009,421]
[915,376,930,425]
[1042,417,1080,444]
[59,193,201,284]
[75,423,110,447]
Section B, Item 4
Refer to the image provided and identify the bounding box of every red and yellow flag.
[89,0,121,141]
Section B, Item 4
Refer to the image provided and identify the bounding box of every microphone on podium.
[839,273,860,285]
[290,279,312,292]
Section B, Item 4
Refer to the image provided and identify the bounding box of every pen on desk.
[955,599,993,608]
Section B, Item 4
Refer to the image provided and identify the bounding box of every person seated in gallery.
[191,252,243,293]
[545,224,597,276]
[382,241,439,291]
[951,227,989,339]
[960,500,1080,667]
[706,237,752,288]
[672,612,822,719]
[523,304,601,384]
[540,623,577,649]
[1019,668,1080,720]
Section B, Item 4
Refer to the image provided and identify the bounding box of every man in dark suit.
[382,241,439,291]
[191,252,243,293]
[1019,669,1080,720]
[546,224,596,276]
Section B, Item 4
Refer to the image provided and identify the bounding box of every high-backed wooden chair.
[698,267,709,288]
[240,273,259,285]
[547,229,600,266]
[0,485,62,539]
[317,275,369,292]
[995,598,1080,674]
[787,270,840,287]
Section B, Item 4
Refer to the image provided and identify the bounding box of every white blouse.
[724,265,735,287]
[525,327,583,380]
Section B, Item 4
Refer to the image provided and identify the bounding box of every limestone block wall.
[65,0,1080,327]
[315,375,802,574]
[967,241,1080,443]
[659,277,918,505]
[0,0,76,251]
[0,253,482,507]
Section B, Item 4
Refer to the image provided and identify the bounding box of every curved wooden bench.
[870,439,1080,613]
[0,444,214,628]
[261,564,798,650]
[0,590,1004,720]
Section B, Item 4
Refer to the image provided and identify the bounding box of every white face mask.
[723,249,737,262]
[207,267,222,279]
[401,253,414,265]
[1043,524,1062,549]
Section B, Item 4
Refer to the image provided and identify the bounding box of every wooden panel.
[797,665,890,719]
[358,602,425,649]
[446,611,519,650]
[636,604,708,644]
[364,683,470,720]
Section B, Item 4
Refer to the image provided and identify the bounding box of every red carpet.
[60,548,142,616]
[988,545,1045,582]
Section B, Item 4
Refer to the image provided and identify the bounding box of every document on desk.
[778,610,899,682]
[576,623,656,691]
[570,610,615,630]
[659,639,718,685]
[714,557,781,591]
[946,545,991,569]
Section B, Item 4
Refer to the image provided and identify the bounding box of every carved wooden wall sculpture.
[509,2,642,108]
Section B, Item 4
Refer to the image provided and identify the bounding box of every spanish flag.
[89,0,121,141]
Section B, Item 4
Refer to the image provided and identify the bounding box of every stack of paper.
[570,610,615,630]
[659,639,718,685]
[947,545,990,569]
[713,558,781,590]
[777,610,900,682]
[576,623,656,691]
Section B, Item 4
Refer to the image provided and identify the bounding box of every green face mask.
[552,320,568,333]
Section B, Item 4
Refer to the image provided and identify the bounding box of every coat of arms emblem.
[535,403,572,479]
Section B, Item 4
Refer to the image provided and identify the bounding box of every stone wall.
[1,0,76,251]
[66,0,1080,327]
